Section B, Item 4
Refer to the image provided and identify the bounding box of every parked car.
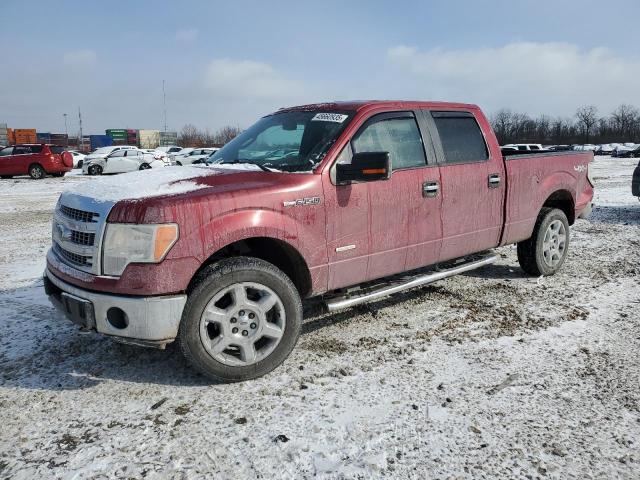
[502,143,546,151]
[83,146,137,168]
[175,148,218,165]
[152,145,182,163]
[82,148,165,175]
[169,147,194,163]
[0,144,73,179]
[614,145,640,158]
[632,157,640,200]
[595,144,615,156]
[44,100,594,381]
[612,145,636,157]
[67,150,86,168]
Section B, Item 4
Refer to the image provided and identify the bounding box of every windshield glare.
[207,110,354,172]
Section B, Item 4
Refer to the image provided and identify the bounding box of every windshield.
[207,110,354,172]
[92,147,114,155]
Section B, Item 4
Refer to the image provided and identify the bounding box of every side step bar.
[323,253,499,312]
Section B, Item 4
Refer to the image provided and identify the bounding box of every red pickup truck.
[44,101,594,381]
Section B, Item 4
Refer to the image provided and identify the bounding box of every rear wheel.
[178,257,302,382]
[29,164,45,180]
[88,165,102,175]
[517,208,570,276]
[176,161,182,166]
[139,163,151,170]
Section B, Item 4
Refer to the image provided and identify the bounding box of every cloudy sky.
[2,0,639,135]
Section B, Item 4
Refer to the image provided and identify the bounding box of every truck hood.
[67,165,271,203]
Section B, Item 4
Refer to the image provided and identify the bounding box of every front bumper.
[44,268,187,348]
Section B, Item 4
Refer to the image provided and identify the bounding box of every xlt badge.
[283,197,321,207]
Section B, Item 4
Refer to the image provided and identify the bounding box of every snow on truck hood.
[66,165,265,202]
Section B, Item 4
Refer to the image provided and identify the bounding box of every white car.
[502,143,546,151]
[175,148,219,166]
[66,150,86,168]
[169,147,194,162]
[83,146,137,166]
[83,148,165,175]
[153,145,182,162]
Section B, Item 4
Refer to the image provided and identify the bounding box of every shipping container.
[7,128,15,145]
[159,131,178,147]
[138,129,160,149]
[37,133,51,142]
[90,135,114,150]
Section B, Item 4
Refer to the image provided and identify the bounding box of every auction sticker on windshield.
[311,113,349,123]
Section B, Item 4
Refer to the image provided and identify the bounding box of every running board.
[323,253,499,312]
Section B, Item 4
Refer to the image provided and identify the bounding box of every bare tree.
[213,126,242,145]
[575,105,598,143]
[610,104,639,140]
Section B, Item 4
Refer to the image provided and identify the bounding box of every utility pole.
[78,107,83,151]
[63,113,68,136]
[162,79,167,133]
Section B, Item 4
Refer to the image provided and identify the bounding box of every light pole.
[63,113,68,136]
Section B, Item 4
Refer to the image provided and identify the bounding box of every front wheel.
[517,208,570,276]
[178,257,302,382]
[88,165,102,175]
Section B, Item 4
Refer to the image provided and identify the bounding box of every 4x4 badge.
[283,197,321,207]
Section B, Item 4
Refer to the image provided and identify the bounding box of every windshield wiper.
[221,159,273,172]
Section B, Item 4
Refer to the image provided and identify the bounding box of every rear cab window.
[429,111,488,164]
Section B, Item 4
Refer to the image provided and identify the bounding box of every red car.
[44,100,594,381]
[0,144,73,179]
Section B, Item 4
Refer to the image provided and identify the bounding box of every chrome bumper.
[44,268,187,347]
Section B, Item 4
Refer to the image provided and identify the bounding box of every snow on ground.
[0,157,639,479]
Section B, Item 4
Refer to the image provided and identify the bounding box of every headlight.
[102,223,179,276]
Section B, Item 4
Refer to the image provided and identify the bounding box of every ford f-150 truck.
[44,101,594,381]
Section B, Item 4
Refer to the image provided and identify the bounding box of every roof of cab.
[278,100,480,113]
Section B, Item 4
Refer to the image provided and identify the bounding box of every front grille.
[70,231,95,246]
[54,243,93,267]
[59,204,99,223]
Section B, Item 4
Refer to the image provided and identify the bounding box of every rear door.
[423,110,505,261]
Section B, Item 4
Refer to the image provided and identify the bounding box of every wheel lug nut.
[239,310,245,316]
[232,327,238,334]
[230,318,237,324]
[249,313,255,319]
[242,330,248,336]
[250,323,257,329]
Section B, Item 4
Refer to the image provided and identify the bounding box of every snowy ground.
[0,157,639,479]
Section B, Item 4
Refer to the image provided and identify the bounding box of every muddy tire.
[178,257,302,382]
[517,208,570,276]
[29,164,45,179]
[88,165,102,176]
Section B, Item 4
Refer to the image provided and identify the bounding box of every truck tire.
[178,257,302,382]
[29,164,45,179]
[517,207,570,276]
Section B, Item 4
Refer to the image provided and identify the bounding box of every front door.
[424,110,505,262]
[324,111,443,290]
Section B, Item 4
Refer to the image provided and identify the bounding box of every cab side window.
[431,112,488,164]
[352,113,426,170]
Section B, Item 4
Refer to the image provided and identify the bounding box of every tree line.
[178,124,242,148]
[490,104,640,146]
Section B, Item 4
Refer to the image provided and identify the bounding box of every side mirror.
[335,151,390,184]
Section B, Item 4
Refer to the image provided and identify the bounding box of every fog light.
[106,307,128,329]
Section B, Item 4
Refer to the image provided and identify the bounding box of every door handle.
[422,181,439,198]
[488,174,501,188]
